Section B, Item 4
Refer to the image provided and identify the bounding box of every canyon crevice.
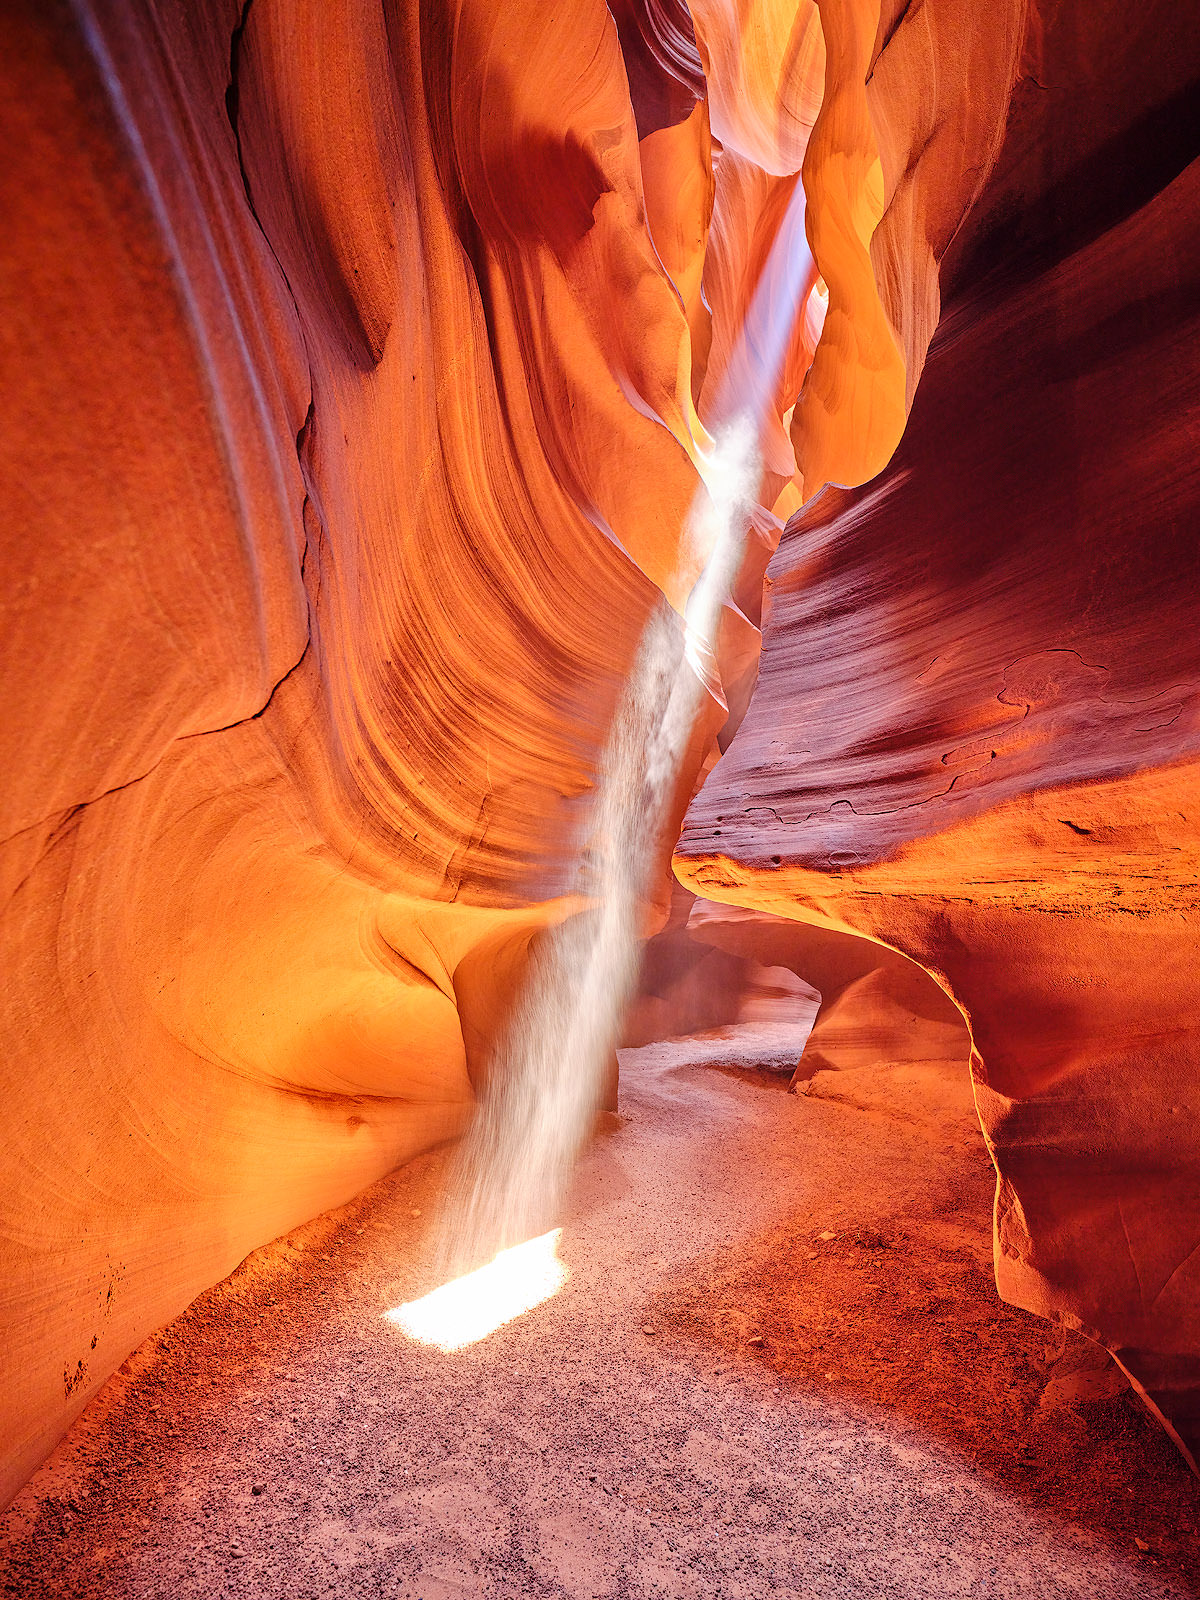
[1,0,1198,1543]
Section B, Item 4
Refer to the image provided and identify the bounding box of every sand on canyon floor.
[3,1033,1198,1600]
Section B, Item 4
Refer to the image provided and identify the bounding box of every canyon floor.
[3,1032,1198,1600]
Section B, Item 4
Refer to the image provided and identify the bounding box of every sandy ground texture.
[3,1037,1198,1600]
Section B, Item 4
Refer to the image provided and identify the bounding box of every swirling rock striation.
[0,0,849,1500]
[678,0,1200,1464]
[2,0,1196,1505]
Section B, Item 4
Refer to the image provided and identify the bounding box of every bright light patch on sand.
[386,1230,567,1352]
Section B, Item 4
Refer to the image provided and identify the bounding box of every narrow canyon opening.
[2,1,1199,1596]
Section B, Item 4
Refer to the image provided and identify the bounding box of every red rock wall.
[0,0,863,1501]
[677,1,1200,1465]
[0,0,702,1501]
[3,0,1194,1504]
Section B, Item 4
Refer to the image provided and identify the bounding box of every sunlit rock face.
[1,0,1194,1508]
[0,0,854,1500]
[0,0,678,1501]
[677,2,1200,1464]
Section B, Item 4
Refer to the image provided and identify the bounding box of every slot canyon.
[1,0,1199,1594]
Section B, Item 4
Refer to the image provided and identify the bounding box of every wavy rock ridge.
[677,0,1200,1466]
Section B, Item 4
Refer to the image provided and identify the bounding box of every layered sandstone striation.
[0,0,688,1501]
[678,0,1200,1464]
[1,0,1195,1507]
[0,0,831,1501]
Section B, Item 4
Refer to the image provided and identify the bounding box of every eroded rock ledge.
[677,1,1200,1466]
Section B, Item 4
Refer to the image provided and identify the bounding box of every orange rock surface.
[1,0,1196,1504]
[677,0,1200,1467]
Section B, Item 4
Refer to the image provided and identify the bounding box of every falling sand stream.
[403,186,818,1331]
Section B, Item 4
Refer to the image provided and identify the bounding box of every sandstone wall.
[678,0,1200,1464]
[0,0,702,1501]
[5,0,1192,1505]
